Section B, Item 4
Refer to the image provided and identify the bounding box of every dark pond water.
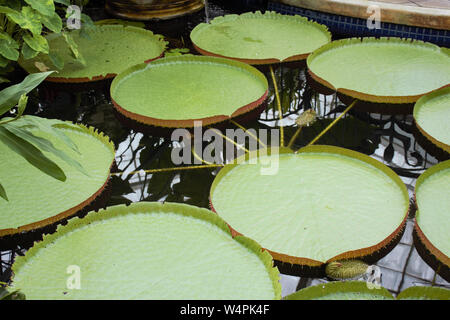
[1,0,448,297]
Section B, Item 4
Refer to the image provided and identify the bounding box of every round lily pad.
[285,281,394,300]
[10,202,281,300]
[19,25,167,83]
[110,55,268,130]
[413,87,450,157]
[285,281,450,300]
[414,160,450,281]
[191,11,331,65]
[307,38,450,106]
[210,146,409,275]
[397,286,450,300]
[0,118,115,241]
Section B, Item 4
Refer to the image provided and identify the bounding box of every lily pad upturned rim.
[284,281,394,300]
[110,55,269,129]
[285,281,450,300]
[10,201,282,300]
[0,122,116,238]
[307,37,450,105]
[19,25,167,84]
[209,145,410,268]
[396,285,450,300]
[414,160,450,269]
[190,11,331,65]
[413,87,450,154]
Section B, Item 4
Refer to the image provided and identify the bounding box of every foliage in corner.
[0,71,87,201]
[0,0,95,80]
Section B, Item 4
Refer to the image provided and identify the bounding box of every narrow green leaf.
[53,0,70,6]
[40,10,62,33]
[0,181,8,201]
[0,126,66,182]
[0,76,10,84]
[21,41,40,60]
[62,31,86,66]
[16,94,28,118]
[61,32,78,57]
[23,33,49,54]
[18,116,80,154]
[0,94,28,124]
[81,13,94,28]
[0,71,53,116]
[3,123,89,176]
[24,0,55,17]
[0,31,19,61]
[0,55,10,68]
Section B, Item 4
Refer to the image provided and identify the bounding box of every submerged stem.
[229,119,267,148]
[306,100,357,147]
[269,65,284,147]
[111,164,224,177]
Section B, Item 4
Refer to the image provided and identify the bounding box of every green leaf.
[0,0,21,11]
[61,31,86,66]
[0,126,66,182]
[23,33,49,54]
[0,94,30,125]
[0,71,53,117]
[81,13,94,28]
[0,55,10,68]
[18,116,81,154]
[24,0,55,17]
[53,0,70,6]
[0,5,19,15]
[0,181,8,201]
[21,41,40,60]
[40,10,62,33]
[4,6,43,35]
[0,31,19,61]
[0,76,10,83]
[2,123,88,176]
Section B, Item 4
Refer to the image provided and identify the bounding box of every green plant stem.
[110,164,224,177]
[269,65,284,147]
[306,100,357,147]
[287,126,303,149]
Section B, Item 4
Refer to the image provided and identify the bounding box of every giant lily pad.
[307,38,450,107]
[413,87,450,158]
[0,118,115,241]
[414,160,450,281]
[110,55,268,130]
[210,146,409,275]
[285,281,450,300]
[191,11,331,65]
[9,202,281,300]
[19,25,167,83]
